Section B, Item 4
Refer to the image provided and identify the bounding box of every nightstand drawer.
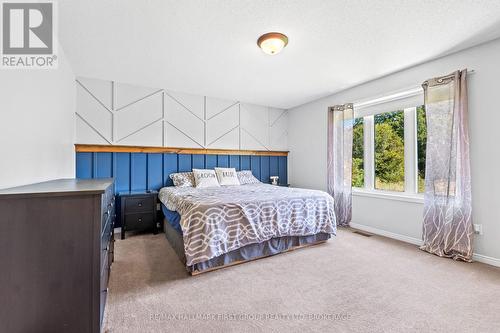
[124,196,154,213]
[124,212,155,231]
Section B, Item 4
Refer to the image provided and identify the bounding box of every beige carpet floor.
[103,229,500,333]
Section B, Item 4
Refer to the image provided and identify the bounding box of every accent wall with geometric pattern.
[76,77,288,151]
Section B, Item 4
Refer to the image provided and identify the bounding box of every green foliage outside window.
[351,106,426,192]
[352,118,364,187]
[375,111,405,191]
[416,105,427,192]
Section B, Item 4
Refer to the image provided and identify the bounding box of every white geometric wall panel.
[115,91,163,141]
[269,107,288,151]
[240,104,270,150]
[114,82,160,110]
[119,121,163,147]
[164,91,205,148]
[206,97,239,150]
[76,79,113,143]
[77,77,113,110]
[167,91,205,120]
[75,116,109,145]
[75,77,288,151]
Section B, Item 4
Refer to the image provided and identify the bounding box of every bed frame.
[163,218,330,275]
[191,240,328,276]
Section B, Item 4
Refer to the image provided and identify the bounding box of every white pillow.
[193,169,220,188]
[214,167,240,186]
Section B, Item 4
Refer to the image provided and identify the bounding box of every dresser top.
[0,178,113,199]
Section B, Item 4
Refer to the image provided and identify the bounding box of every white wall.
[75,77,288,151]
[0,47,76,189]
[288,38,500,262]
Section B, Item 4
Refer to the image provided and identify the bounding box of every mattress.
[159,183,336,267]
[161,204,182,234]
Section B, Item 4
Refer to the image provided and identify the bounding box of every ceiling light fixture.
[257,32,288,55]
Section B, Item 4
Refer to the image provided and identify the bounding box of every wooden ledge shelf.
[75,144,289,157]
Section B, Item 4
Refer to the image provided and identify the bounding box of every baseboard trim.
[472,253,500,267]
[350,223,423,246]
[349,223,500,268]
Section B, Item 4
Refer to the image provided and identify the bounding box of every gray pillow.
[237,170,260,185]
[169,172,195,187]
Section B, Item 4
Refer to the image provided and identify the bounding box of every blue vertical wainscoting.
[76,152,288,192]
[76,152,287,227]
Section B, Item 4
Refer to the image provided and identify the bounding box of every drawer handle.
[138,203,143,207]
[138,218,142,222]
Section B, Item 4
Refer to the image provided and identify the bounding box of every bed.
[158,183,336,274]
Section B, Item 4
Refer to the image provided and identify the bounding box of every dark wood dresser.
[0,178,115,333]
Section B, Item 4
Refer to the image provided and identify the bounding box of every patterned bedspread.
[158,184,336,266]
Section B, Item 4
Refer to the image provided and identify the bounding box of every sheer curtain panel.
[327,104,354,226]
[420,69,473,261]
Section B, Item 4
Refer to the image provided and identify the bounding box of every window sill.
[352,188,424,204]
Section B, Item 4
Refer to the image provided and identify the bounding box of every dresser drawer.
[101,211,111,237]
[99,288,107,327]
[101,185,114,214]
[101,218,113,251]
[108,237,115,266]
[101,220,113,269]
[124,212,155,231]
[124,196,154,213]
[101,251,110,288]
[102,209,112,235]
[100,253,109,326]
[101,197,115,231]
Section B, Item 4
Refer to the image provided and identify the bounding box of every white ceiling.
[59,0,500,109]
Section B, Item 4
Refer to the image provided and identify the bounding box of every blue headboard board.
[75,145,288,194]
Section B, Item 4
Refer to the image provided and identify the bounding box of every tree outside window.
[352,118,364,188]
[351,105,426,194]
[375,111,405,192]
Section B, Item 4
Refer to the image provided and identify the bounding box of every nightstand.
[118,191,158,239]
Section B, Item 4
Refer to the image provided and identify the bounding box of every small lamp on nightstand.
[270,176,279,185]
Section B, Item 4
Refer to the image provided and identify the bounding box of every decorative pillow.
[193,169,220,188]
[237,170,260,185]
[169,172,195,187]
[214,167,240,186]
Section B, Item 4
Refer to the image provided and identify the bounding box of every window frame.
[351,89,424,203]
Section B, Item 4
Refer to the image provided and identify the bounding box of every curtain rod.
[353,69,475,110]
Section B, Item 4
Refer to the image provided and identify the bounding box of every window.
[374,111,405,192]
[351,89,426,198]
[352,117,364,188]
